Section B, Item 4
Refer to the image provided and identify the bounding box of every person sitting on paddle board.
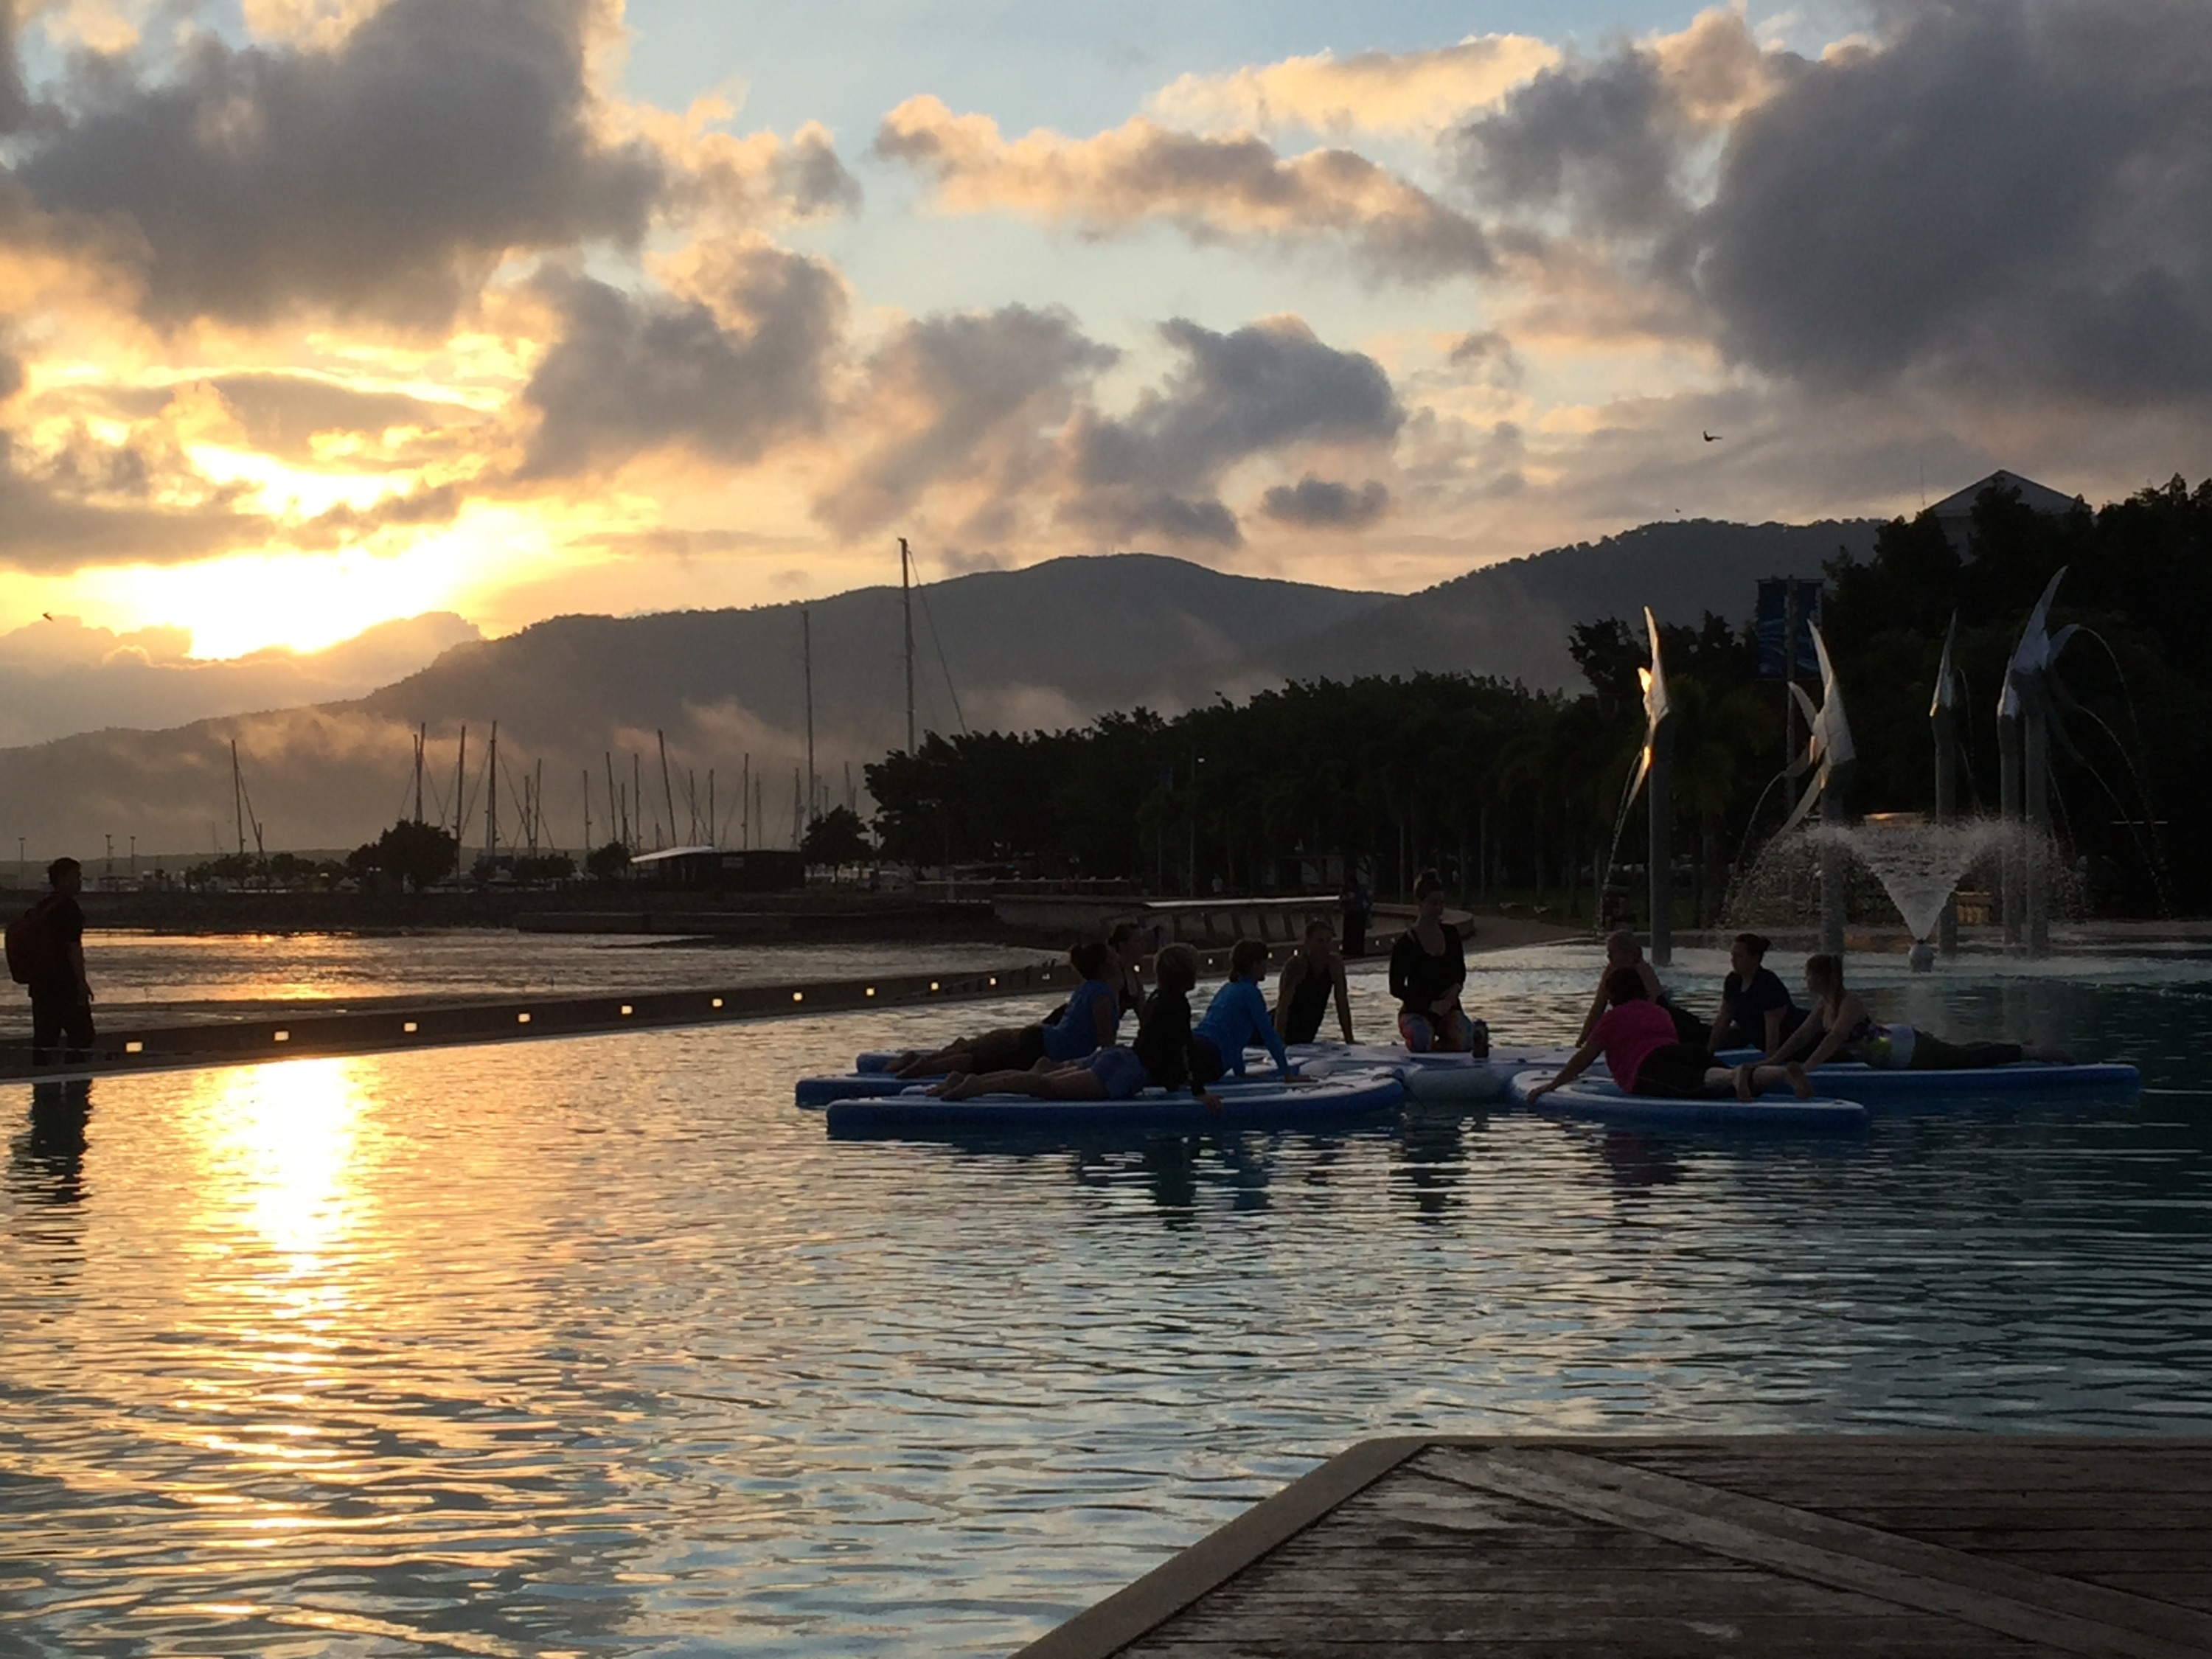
[1706,933,1809,1059]
[1530,968,1810,1105]
[1391,871,1484,1054]
[1107,920,1158,1023]
[1275,917,1354,1046]
[1773,954,2073,1074]
[1577,928,1708,1048]
[889,940,1121,1079]
[928,945,1220,1106]
[1193,938,1299,1085]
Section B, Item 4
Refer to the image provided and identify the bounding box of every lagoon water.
[6,936,2212,1655]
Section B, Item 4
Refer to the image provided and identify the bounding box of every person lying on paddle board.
[1705,932,1809,1059]
[889,940,1121,1079]
[1530,968,1810,1105]
[1773,953,2073,1074]
[1275,917,1354,1045]
[929,945,1220,1105]
[1577,928,1708,1048]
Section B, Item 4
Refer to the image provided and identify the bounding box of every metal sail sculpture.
[2000,568,2076,955]
[1779,623,1855,834]
[1632,608,1676,964]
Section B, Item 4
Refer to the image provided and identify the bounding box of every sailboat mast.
[231,739,246,858]
[583,768,593,857]
[455,727,467,852]
[900,537,916,753]
[657,731,676,852]
[742,753,750,849]
[804,609,820,819]
[414,723,426,823]
[485,721,498,863]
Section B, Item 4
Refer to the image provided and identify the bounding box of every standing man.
[13,858,95,1065]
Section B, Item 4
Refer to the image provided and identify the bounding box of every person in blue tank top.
[1192,939,1298,1085]
[889,940,1122,1078]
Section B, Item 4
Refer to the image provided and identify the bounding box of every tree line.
[866,478,2211,919]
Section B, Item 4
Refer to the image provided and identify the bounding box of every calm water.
[0,931,1037,1035]
[6,941,2212,1656]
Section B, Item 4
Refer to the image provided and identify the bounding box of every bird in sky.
[1702,431,1722,442]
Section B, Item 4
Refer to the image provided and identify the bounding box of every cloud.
[1062,316,1402,546]
[518,240,845,477]
[0,608,480,745]
[876,95,1491,282]
[0,429,257,573]
[1261,475,1389,528]
[818,303,1116,538]
[1456,9,1790,240]
[1144,34,1558,138]
[1694,0,2212,402]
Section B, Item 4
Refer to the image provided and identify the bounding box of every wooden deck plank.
[1012,1438,2212,1659]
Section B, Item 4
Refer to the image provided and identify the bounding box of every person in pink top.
[1528,968,1810,1104]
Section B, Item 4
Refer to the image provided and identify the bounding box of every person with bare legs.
[931,945,1219,1105]
[1529,968,1810,1105]
[888,940,1121,1079]
[1772,953,2073,1074]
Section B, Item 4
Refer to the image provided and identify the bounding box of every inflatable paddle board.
[824,1069,1406,1136]
[1507,1069,1867,1130]
[1711,1050,2140,1107]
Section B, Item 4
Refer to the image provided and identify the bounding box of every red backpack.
[4,895,66,986]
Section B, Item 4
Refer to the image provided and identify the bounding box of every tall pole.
[232,739,247,858]
[2025,703,2051,957]
[742,752,751,849]
[533,758,544,854]
[454,726,467,853]
[1781,583,1799,777]
[633,753,644,847]
[792,767,803,850]
[900,537,917,754]
[709,769,716,846]
[657,731,677,852]
[801,607,817,827]
[583,768,593,858]
[1933,616,1960,958]
[1647,714,1674,967]
[485,720,498,866]
[605,753,618,851]
[1999,690,2023,947]
[414,723,426,823]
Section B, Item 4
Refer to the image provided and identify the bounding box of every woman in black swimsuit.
[1274,918,1354,1045]
[1390,870,1481,1053]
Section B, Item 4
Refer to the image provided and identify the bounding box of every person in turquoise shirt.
[1192,938,1298,1085]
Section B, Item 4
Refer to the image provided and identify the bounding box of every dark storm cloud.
[821,303,1117,536]
[1260,475,1388,528]
[1695,0,2212,400]
[1457,0,2212,405]
[12,0,665,327]
[1062,316,1401,547]
[519,243,845,477]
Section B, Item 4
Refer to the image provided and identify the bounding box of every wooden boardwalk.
[1018,1436,2212,1658]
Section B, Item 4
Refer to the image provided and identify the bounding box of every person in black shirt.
[1274,918,1354,1045]
[1707,931,1806,1058]
[1390,870,1481,1052]
[24,858,94,1066]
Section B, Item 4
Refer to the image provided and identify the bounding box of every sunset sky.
[1,0,2205,663]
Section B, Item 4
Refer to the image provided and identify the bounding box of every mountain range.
[0,517,1879,857]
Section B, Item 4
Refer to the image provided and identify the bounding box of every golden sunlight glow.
[63,501,607,658]
[189,1058,369,1265]
[184,444,411,518]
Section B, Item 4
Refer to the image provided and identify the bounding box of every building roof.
[1929,469,2083,525]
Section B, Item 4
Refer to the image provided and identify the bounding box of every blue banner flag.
[1756,578,1823,678]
